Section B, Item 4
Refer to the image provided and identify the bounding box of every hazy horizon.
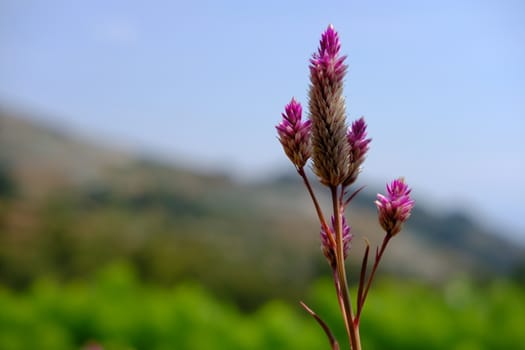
[1,1,524,241]
[1,106,524,247]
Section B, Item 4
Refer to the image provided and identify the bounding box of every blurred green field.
[1,114,525,349]
[1,263,524,350]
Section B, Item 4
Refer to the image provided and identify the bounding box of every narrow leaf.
[300,301,340,350]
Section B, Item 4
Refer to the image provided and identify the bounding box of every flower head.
[309,25,350,186]
[375,178,415,236]
[321,215,352,268]
[311,25,347,82]
[344,117,372,186]
[276,98,312,169]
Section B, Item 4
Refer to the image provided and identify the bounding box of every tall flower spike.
[276,98,312,169]
[344,117,372,186]
[321,215,352,269]
[375,178,415,236]
[309,25,350,186]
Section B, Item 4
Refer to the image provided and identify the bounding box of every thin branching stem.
[355,233,392,323]
[332,268,349,328]
[298,168,335,247]
[344,185,366,208]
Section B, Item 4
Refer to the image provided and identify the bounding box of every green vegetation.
[1,113,525,349]
[0,263,523,350]
[0,183,320,309]
[312,278,525,350]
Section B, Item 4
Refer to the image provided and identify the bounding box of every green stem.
[330,186,361,350]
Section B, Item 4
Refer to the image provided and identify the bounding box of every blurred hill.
[1,109,523,308]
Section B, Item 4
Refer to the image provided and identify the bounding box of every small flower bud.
[276,98,312,169]
[375,178,415,236]
[343,117,372,186]
[321,215,352,269]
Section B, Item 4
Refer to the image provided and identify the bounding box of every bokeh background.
[1,1,524,349]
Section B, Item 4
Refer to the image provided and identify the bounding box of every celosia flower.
[309,25,350,186]
[276,98,312,169]
[321,215,352,268]
[344,117,372,186]
[375,178,415,236]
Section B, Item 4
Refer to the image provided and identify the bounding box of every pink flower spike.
[276,98,312,169]
[348,117,371,162]
[309,25,350,186]
[344,117,372,186]
[319,24,341,59]
[310,24,347,85]
[375,178,415,236]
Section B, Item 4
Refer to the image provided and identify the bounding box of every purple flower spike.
[309,25,351,186]
[321,215,353,268]
[344,117,372,186]
[276,98,312,169]
[311,24,347,85]
[375,178,415,236]
[348,117,371,162]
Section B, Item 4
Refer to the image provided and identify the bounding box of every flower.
[276,98,312,169]
[309,25,350,186]
[321,215,353,268]
[344,117,372,186]
[375,178,415,236]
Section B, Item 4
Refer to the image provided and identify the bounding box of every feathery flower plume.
[309,25,350,186]
[344,117,372,186]
[321,215,352,269]
[276,98,312,169]
[375,178,415,236]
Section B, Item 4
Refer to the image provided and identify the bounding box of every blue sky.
[1,1,524,241]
